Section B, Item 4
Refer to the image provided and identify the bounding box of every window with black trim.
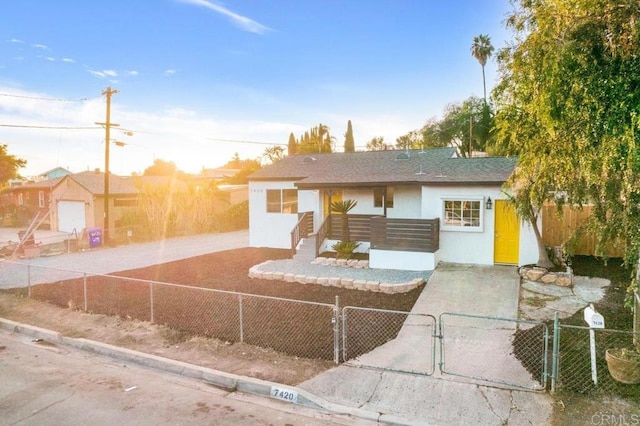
[374,187,394,208]
[443,200,481,228]
[266,189,298,213]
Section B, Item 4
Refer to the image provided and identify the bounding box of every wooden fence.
[542,203,624,258]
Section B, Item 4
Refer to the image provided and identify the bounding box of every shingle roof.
[248,148,516,187]
[57,171,188,195]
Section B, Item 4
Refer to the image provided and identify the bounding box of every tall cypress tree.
[287,132,297,155]
[344,120,355,152]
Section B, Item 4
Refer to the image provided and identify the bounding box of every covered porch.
[291,212,440,271]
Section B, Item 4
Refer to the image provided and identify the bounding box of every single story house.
[50,170,187,235]
[248,148,538,270]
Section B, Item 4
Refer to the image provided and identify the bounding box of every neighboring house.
[50,170,187,234]
[38,167,72,181]
[217,184,248,206]
[0,178,63,228]
[248,148,538,270]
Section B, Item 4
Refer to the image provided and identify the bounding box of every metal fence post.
[551,311,560,393]
[334,296,340,364]
[149,282,154,324]
[238,294,244,343]
[83,273,88,311]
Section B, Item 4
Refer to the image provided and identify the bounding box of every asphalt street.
[0,329,372,426]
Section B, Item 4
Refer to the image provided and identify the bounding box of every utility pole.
[95,87,118,245]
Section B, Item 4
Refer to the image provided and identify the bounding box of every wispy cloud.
[45,57,55,62]
[32,43,49,50]
[8,38,24,43]
[177,0,271,34]
[128,70,139,76]
[164,69,177,76]
[87,69,118,78]
[62,58,75,63]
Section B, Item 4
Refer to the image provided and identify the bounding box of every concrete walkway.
[299,263,553,425]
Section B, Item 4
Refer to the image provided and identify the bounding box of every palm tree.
[470,34,495,104]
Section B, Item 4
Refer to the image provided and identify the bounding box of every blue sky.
[0,0,514,177]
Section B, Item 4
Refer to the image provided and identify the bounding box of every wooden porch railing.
[290,211,314,253]
[370,217,439,253]
[315,214,332,258]
[318,214,440,254]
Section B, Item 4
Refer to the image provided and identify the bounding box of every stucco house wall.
[249,180,300,249]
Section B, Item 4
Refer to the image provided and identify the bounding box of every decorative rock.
[272,272,284,281]
[262,271,274,280]
[251,270,263,279]
[557,276,573,287]
[306,276,318,284]
[317,277,329,286]
[347,259,358,267]
[295,274,307,284]
[328,277,341,286]
[541,274,557,284]
[379,283,395,294]
[358,260,369,268]
[341,278,354,289]
[526,268,547,281]
[326,258,337,266]
[336,259,348,267]
[366,281,380,291]
[353,280,368,290]
[283,273,296,282]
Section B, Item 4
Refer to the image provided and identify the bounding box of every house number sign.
[270,386,298,403]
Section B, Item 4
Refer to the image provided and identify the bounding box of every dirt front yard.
[0,247,423,385]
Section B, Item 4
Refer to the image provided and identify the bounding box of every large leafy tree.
[471,34,495,104]
[0,144,26,188]
[365,136,390,151]
[494,0,640,272]
[344,120,355,152]
[397,96,494,157]
[262,145,285,164]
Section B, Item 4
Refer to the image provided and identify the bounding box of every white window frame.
[266,189,298,214]
[38,190,45,208]
[17,193,24,206]
[440,196,484,232]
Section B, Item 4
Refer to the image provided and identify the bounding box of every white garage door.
[57,201,86,233]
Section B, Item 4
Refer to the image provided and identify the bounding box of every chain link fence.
[2,260,639,397]
[1,262,339,362]
[342,307,436,375]
[440,312,549,391]
[553,321,640,397]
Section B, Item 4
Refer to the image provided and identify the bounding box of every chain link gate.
[342,306,437,375]
[439,312,549,391]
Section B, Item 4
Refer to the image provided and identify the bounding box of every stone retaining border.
[519,265,574,287]
[248,261,423,294]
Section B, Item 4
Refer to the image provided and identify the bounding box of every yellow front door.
[323,190,342,217]
[494,200,520,264]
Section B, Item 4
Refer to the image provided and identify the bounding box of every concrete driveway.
[0,230,249,289]
[300,263,553,425]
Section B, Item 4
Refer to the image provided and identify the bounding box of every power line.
[0,124,99,130]
[207,137,287,146]
[0,93,89,102]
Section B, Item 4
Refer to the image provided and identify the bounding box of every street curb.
[0,317,383,424]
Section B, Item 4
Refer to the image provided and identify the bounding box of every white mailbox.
[583,304,605,385]
[584,305,605,329]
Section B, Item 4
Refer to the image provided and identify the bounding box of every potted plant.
[605,345,640,384]
[605,283,640,384]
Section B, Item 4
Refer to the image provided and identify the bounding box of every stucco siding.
[249,181,300,249]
